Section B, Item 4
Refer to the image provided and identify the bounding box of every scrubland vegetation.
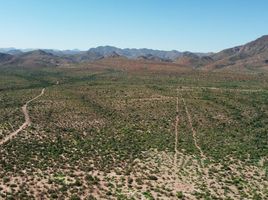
[0,66,268,199]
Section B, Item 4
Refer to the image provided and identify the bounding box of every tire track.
[0,88,45,146]
[173,97,179,187]
[181,97,205,159]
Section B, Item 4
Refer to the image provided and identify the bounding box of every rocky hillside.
[204,35,268,70]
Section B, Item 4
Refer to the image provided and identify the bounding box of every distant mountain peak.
[29,49,53,56]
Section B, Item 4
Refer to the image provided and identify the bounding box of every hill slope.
[0,53,13,63]
[175,52,213,68]
[204,35,268,71]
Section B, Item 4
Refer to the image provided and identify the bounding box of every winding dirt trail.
[173,97,179,184]
[0,88,45,146]
[181,97,205,159]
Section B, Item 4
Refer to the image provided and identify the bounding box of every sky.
[0,0,268,52]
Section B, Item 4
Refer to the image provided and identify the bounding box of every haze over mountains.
[0,35,268,71]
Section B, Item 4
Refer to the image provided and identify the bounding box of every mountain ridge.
[0,35,268,71]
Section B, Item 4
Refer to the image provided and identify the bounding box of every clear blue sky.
[0,0,268,52]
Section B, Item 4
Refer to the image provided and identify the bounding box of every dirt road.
[0,88,45,146]
[181,97,205,159]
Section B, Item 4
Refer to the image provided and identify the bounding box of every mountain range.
[0,35,268,71]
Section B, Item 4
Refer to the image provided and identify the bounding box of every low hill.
[84,54,191,74]
[175,52,213,68]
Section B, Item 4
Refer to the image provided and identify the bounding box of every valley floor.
[0,67,268,199]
